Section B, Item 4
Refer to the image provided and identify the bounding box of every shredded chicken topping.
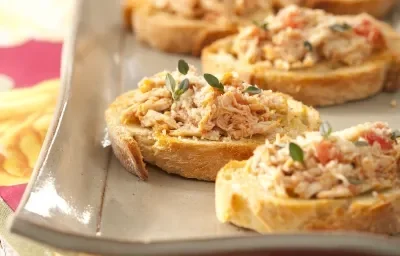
[229,5,387,70]
[248,122,400,199]
[121,66,310,141]
[152,0,271,20]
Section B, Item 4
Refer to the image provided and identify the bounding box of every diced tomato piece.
[362,131,393,150]
[315,140,342,165]
[282,10,304,29]
[354,19,385,47]
[354,19,371,36]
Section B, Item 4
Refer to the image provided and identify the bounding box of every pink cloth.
[0,40,61,87]
[0,185,26,211]
[0,40,62,211]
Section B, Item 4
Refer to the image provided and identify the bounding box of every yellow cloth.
[0,80,59,186]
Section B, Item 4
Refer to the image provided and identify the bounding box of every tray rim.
[8,217,400,256]
[7,0,400,255]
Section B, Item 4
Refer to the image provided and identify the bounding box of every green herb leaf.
[348,177,363,185]
[329,23,352,32]
[289,142,304,163]
[175,78,190,99]
[319,121,332,138]
[178,59,189,75]
[304,41,313,51]
[260,22,268,30]
[165,73,176,94]
[354,140,369,147]
[243,86,261,95]
[253,20,268,30]
[204,73,224,92]
[391,130,400,140]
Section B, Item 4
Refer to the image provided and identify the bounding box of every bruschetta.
[216,122,400,234]
[105,60,320,181]
[274,0,396,18]
[132,0,274,56]
[202,5,400,106]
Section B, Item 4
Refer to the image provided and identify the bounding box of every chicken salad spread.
[247,122,400,199]
[120,61,314,141]
[227,5,387,70]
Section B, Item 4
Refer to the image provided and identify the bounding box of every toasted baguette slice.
[216,160,400,234]
[275,0,396,18]
[133,3,273,56]
[203,41,400,106]
[202,10,400,106]
[216,123,400,234]
[105,89,320,181]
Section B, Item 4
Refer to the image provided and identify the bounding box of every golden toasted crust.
[216,161,400,234]
[122,0,147,30]
[201,36,400,106]
[275,0,396,18]
[133,4,272,56]
[105,90,320,181]
[132,128,263,181]
[106,92,148,180]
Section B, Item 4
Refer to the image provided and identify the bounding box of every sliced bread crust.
[202,35,400,106]
[105,90,320,181]
[133,3,273,56]
[216,160,400,234]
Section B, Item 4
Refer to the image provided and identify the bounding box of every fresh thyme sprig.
[178,59,189,75]
[329,23,352,32]
[304,41,313,51]
[391,130,400,141]
[320,121,332,139]
[204,73,224,92]
[253,20,268,31]
[289,142,304,163]
[165,59,192,100]
[243,86,261,95]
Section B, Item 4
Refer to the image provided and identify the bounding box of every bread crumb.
[390,100,397,108]
[372,191,378,197]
